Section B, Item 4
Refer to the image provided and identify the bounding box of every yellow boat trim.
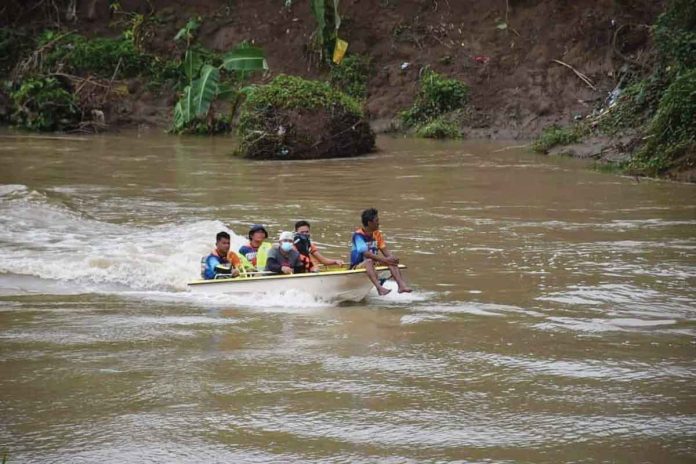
[188,264,406,286]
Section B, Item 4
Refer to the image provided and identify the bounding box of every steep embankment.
[9,0,692,178]
[2,0,665,135]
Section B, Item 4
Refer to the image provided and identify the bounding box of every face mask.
[281,242,294,252]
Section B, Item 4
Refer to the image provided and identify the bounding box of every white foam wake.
[0,185,244,291]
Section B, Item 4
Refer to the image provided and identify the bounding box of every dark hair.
[294,220,310,231]
[361,208,378,227]
[216,231,231,242]
[248,224,268,240]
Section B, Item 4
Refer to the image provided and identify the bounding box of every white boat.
[187,265,406,302]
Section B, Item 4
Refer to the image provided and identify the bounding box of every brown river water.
[0,131,694,463]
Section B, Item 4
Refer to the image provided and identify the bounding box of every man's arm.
[312,249,344,266]
[363,250,391,265]
[378,246,399,266]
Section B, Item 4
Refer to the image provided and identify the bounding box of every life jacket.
[229,250,254,276]
[240,241,272,268]
[256,242,272,269]
[201,249,230,279]
[294,234,315,272]
[350,228,385,267]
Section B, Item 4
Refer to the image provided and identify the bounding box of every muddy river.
[0,131,694,463]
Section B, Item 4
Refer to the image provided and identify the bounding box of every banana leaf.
[217,82,238,102]
[310,0,326,49]
[183,49,202,82]
[172,86,192,131]
[332,0,341,33]
[191,64,220,117]
[172,64,219,131]
[221,46,268,72]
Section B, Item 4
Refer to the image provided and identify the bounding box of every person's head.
[216,231,231,254]
[294,220,311,236]
[278,231,294,253]
[248,224,268,245]
[361,208,379,230]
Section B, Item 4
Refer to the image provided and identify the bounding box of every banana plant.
[172,44,267,133]
[309,0,341,61]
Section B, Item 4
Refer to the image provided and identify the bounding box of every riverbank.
[2,0,693,179]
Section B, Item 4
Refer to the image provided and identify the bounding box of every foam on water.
[119,288,337,311]
[0,185,430,308]
[0,185,243,292]
[365,280,433,305]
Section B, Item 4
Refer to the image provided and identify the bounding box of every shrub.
[597,73,667,134]
[400,69,469,127]
[653,0,696,69]
[236,74,374,159]
[10,77,80,131]
[647,68,696,146]
[629,68,696,175]
[38,31,178,81]
[532,125,583,153]
[329,54,371,99]
[415,118,460,139]
[239,74,362,121]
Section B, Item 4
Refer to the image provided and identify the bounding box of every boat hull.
[187,265,404,303]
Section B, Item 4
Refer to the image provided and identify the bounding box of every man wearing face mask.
[264,231,306,275]
[294,220,345,273]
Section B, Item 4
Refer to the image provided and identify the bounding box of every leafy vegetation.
[309,0,342,62]
[329,54,371,99]
[415,117,461,139]
[236,74,374,159]
[174,17,201,48]
[532,0,695,178]
[239,74,362,118]
[38,31,167,80]
[629,68,696,175]
[400,69,469,128]
[10,77,80,131]
[653,0,696,70]
[623,0,696,176]
[531,125,584,153]
[595,72,666,135]
[171,43,267,134]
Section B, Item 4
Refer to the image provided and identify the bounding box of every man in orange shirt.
[350,208,411,295]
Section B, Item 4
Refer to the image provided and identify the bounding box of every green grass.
[531,125,584,153]
[400,69,469,128]
[415,117,460,139]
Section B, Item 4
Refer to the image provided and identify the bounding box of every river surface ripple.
[0,132,694,463]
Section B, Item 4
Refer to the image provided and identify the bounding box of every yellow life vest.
[256,242,272,269]
[229,250,254,276]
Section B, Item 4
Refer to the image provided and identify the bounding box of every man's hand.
[333,259,345,266]
[281,266,293,274]
[231,268,240,277]
[383,255,399,266]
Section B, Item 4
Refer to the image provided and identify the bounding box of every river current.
[0,132,694,463]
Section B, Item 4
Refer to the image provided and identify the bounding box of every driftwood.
[552,59,596,90]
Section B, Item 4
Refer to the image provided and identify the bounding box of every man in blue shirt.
[201,231,241,280]
[350,208,411,295]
